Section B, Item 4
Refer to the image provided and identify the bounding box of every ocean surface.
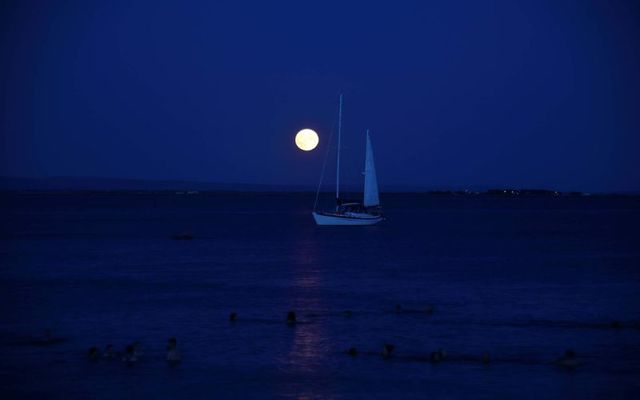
[1,192,639,399]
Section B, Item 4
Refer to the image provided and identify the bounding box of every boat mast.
[336,94,343,208]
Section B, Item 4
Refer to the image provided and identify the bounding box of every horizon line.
[1,175,639,195]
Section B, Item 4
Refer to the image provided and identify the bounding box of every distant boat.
[312,95,383,226]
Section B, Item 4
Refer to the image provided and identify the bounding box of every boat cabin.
[337,200,382,215]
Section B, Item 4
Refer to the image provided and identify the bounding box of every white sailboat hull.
[312,211,383,226]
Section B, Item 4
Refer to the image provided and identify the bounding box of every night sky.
[1,0,639,192]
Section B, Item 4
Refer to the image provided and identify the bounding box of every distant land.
[0,176,637,196]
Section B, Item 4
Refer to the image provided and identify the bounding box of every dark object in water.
[166,337,181,364]
[481,352,490,364]
[132,341,143,357]
[87,346,100,360]
[103,344,115,360]
[343,310,353,317]
[287,311,297,324]
[229,312,238,322]
[425,305,434,315]
[122,345,137,363]
[611,320,622,329]
[171,233,194,240]
[430,348,447,363]
[382,344,395,358]
[438,348,447,359]
[346,347,358,356]
[395,304,402,313]
[554,349,581,369]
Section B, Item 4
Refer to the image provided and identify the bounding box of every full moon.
[295,129,319,151]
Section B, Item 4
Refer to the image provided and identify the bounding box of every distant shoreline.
[1,177,638,196]
[1,189,639,198]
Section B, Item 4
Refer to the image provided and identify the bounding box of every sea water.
[1,192,639,399]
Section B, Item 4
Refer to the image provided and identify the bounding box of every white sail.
[363,130,379,207]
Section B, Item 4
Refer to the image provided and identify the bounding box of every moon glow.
[295,129,319,151]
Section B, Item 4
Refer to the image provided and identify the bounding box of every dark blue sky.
[1,0,639,191]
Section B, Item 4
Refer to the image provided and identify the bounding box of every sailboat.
[312,95,384,226]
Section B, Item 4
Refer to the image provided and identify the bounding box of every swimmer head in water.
[123,345,137,363]
[555,349,581,369]
[87,346,100,360]
[103,344,115,360]
[166,337,181,363]
[287,311,297,324]
[382,344,395,358]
